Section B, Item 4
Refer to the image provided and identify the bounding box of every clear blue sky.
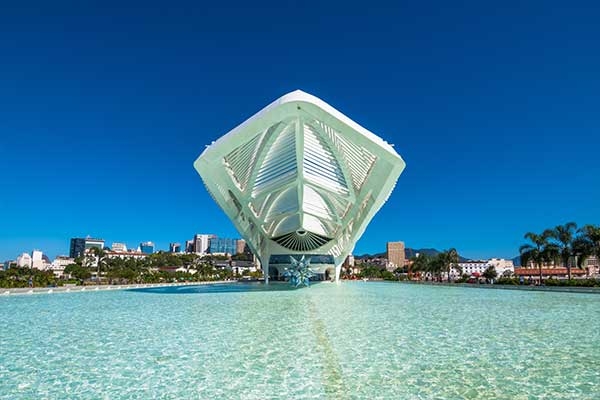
[1,0,599,261]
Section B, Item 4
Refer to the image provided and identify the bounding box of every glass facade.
[140,242,155,254]
[69,238,104,258]
[209,238,237,255]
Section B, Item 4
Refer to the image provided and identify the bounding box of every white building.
[69,237,105,258]
[343,255,360,275]
[451,258,514,278]
[586,256,599,277]
[231,259,258,275]
[487,258,515,276]
[31,250,46,270]
[16,253,32,268]
[111,242,128,252]
[49,256,75,278]
[194,90,406,282]
[104,250,147,260]
[450,261,488,279]
[193,234,212,255]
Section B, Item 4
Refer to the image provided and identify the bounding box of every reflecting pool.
[1,282,599,399]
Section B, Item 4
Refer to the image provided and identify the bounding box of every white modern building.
[49,256,76,277]
[16,253,32,268]
[31,250,48,270]
[193,234,212,255]
[194,90,406,282]
[111,243,128,252]
[69,237,105,258]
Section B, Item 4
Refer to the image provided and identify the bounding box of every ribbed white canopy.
[194,90,405,281]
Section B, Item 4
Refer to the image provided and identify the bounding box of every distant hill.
[404,248,441,259]
[356,248,470,262]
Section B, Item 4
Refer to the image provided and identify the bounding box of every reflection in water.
[127,282,315,295]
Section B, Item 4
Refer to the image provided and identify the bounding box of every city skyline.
[2,1,600,261]
[5,233,514,263]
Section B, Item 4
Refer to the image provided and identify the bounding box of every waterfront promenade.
[399,280,600,294]
[0,281,236,296]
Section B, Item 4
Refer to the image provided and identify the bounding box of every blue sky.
[1,0,599,261]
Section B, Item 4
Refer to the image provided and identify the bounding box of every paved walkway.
[0,281,236,296]
[400,281,600,294]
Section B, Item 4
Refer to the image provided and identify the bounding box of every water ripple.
[0,282,598,399]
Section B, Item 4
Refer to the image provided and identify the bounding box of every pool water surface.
[1,282,598,399]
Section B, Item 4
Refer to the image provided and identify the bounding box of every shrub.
[495,277,520,285]
[542,278,599,287]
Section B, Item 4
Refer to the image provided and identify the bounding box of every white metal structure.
[194,90,405,282]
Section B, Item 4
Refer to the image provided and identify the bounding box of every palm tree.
[519,230,559,285]
[87,247,108,284]
[428,254,445,281]
[572,235,593,272]
[549,222,577,280]
[581,224,600,257]
[409,253,431,280]
[442,248,459,282]
[573,224,600,274]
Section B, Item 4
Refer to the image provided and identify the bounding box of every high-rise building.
[31,250,45,270]
[111,243,128,252]
[169,242,181,253]
[209,237,237,255]
[69,237,105,258]
[185,240,194,253]
[235,239,246,255]
[194,90,405,282]
[140,241,155,254]
[193,234,212,254]
[386,241,405,271]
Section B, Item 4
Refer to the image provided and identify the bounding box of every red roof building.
[514,267,588,279]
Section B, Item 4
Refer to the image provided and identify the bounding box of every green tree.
[482,265,497,281]
[573,224,600,273]
[358,263,383,279]
[428,254,444,281]
[409,253,431,281]
[87,247,108,283]
[582,224,600,258]
[549,222,578,280]
[442,248,459,282]
[519,230,559,285]
[381,270,396,281]
[64,264,92,281]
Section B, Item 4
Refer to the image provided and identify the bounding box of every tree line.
[0,249,259,288]
[405,249,462,282]
[346,249,487,282]
[519,222,600,283]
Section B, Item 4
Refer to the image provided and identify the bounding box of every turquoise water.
[1,282,599,399]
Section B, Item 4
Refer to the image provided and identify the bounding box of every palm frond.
[519,244,534,254]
